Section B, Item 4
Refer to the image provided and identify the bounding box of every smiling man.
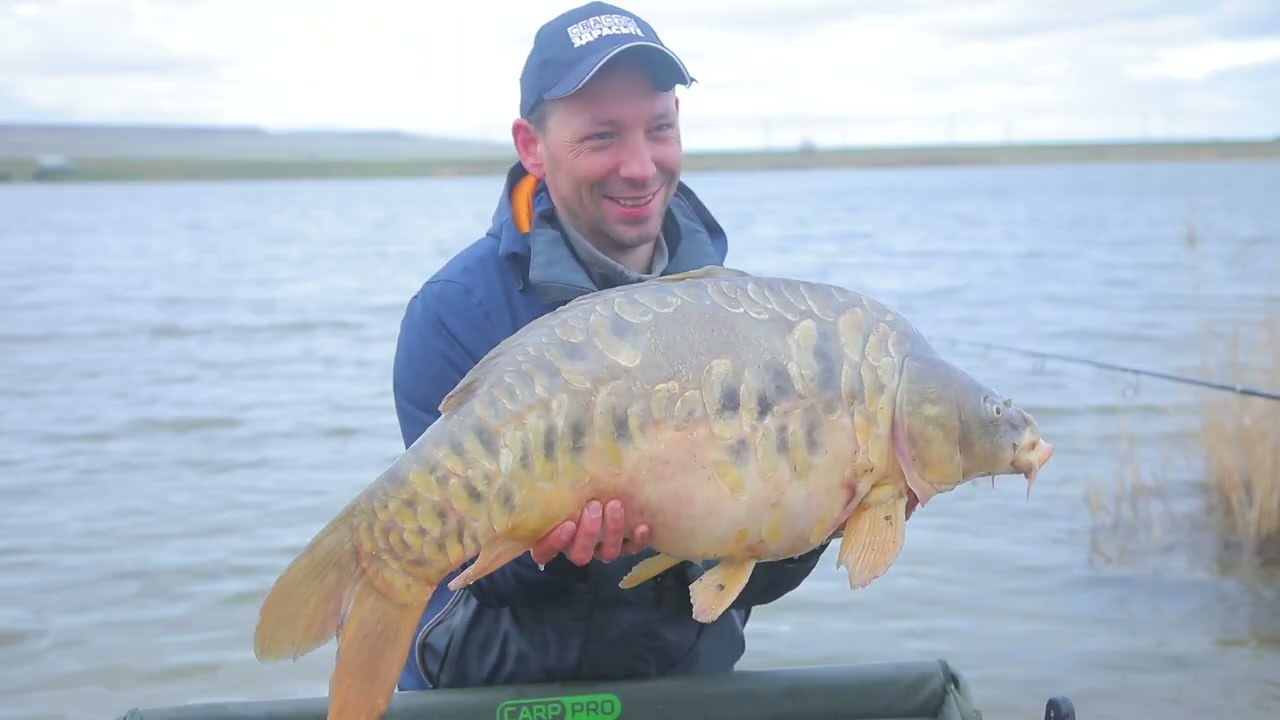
[391,1,831,691]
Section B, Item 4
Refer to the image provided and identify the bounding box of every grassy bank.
[3,138,1278,184]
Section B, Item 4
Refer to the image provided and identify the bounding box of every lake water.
[2,160,1279,720]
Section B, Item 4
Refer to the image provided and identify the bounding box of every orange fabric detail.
[511,173,539,234]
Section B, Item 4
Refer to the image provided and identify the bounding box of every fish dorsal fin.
[438,371,478,415]
[440,266,749,416]
[650,265,752,283]
[557,265,751,315]
[438,358,490,415]
[438,328,536,416]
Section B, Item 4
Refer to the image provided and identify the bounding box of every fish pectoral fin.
[836,484,909,589]
[619,553,685,589]
[446,537,531,591]
[688,559,757,623]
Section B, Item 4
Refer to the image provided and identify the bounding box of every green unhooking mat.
[115,659,1002,720]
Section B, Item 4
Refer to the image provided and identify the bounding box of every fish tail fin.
[327,575,431,720]
[254,498,433,720]
[254,503,364,663]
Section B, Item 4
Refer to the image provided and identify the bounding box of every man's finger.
[594,499,626,562]
[529,521,576,566]
[618,522,651,556]
[631,523,651,550]
[566,501,603,566]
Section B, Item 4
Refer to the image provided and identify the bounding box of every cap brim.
[543,41,694,102]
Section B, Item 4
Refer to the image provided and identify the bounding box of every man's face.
[516,59,682,265]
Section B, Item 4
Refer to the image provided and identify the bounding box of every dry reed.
[1084,416,1178,568]
[1195,308,1280,570]
[1085,306,1279,573]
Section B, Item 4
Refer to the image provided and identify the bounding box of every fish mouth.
[1012,437,1055,499]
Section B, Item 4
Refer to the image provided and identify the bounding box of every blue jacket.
[391,162,828,691]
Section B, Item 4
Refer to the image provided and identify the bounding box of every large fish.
[252,265,1054,720]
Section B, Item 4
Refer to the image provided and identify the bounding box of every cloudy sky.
[2,0,1279,150]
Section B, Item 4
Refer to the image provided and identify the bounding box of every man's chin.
[597,214,663,243]
[608,227,664,250]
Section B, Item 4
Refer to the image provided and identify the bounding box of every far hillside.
[0,123,514,161]
[2,122,1276,183]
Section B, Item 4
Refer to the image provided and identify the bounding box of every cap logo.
[567,13,645,48]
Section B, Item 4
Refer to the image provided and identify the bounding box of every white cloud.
[1131,37,1280,80]
[1,0,1278,149]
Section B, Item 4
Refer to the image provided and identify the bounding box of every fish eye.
[990,401,1003,417]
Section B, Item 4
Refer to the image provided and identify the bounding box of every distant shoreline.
[2,138,1278,183]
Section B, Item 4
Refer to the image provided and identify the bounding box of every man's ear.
[512,118,546,179]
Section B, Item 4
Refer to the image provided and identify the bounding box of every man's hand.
[529,499,652,566]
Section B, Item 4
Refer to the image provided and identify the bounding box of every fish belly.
[597,417,863,563]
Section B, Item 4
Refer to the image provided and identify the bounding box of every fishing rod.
[933,336,1280,402]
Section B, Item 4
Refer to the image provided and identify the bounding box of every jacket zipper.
[414,589,466,688]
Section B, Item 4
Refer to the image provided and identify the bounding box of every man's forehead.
[548,80,676,125]
[577,103,676,127]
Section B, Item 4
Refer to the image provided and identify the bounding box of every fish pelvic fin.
[447,537,534,590]
[836,482,909,589]
[689,558,757,623]
[619,552,685,589]
[254,497,433,720]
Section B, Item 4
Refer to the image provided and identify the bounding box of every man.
[391,1,830,692]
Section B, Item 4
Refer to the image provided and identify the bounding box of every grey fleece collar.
[559,215,670,288]
[526,195,722,306]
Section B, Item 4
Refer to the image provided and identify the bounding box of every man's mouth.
[606,189,658,208]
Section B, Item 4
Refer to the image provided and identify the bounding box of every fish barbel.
[252,265,1054,720]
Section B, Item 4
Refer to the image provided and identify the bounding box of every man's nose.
[616,136,657,183]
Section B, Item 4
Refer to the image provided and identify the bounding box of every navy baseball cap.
[519,2,694,118]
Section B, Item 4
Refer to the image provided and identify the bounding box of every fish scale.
[252,265,1055,720]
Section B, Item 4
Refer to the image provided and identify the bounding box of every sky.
[2,0,1279,150]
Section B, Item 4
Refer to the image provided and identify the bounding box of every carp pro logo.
[566,14,645,48]
[496,692,622,720]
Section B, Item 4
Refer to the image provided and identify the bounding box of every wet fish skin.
[251,265,1054,720]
